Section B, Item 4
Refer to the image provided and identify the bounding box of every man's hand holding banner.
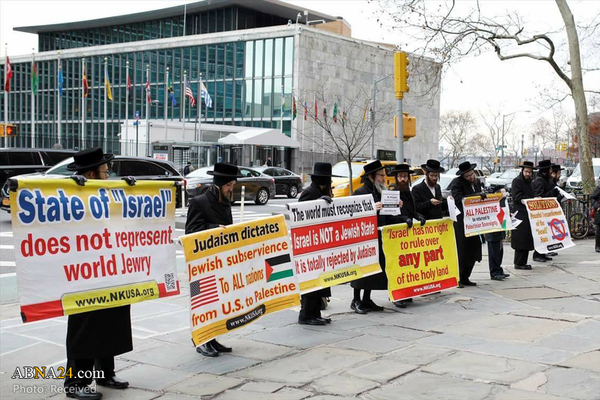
[11,178,180,323]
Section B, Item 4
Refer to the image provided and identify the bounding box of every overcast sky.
[1,0,599,147]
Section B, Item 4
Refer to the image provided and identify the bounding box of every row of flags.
[3,56,213,109]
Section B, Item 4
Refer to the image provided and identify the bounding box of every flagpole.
[182,70,186,141]
[199,73,203,143]
[31,49,35,148]
[81,57,85,149]
[145,64,150,157]
[312,93,315,166]
[280,84,284,134]
[125,61,129,155]
[322,92,326,161]
[56,52,62,147]
[3,44,8,149]
[300,94,305,176]
[164,67,169,140]
[104,57,108,150]
[194,76,199,143]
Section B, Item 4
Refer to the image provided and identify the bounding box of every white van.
[566,158,600,190]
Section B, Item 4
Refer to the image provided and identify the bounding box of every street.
[1,199,599,399]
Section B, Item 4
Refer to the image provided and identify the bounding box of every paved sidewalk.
[1,240,599,399]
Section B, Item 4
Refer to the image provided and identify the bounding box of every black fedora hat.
[362,160,386,176]
[456,161,477,175]
[518,161,537,169]
[537,159,552,170]
[310,162,341,177]
[208,162,243,178]
[388,163,414,175]
[551,163,564,171]
[67,147,114,171]
[421,159,445,173]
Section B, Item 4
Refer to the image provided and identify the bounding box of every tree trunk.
[347,159,354,195]
[556,0,594,193]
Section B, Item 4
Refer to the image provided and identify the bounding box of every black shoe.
[491,275,505,281]
[533,255,548,262]
[197,342,219,357]
[462,280,477,286]
[96,376,128,389]
[458,282,464,288]
[393,301,407,308]
[350,299,368,314]
[514,264,532,270]
[66,387,103,400]
[362,299,384,312]
[298,318,326,325]
[317,317,332,324]
[211,339,232,353]
[502,273,510,278]
[547,252,558,256]
[595,246,600,253]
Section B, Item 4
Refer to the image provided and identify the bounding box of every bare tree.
[377,0,597,192]
[439,110,477,168]
[297,88,392,194]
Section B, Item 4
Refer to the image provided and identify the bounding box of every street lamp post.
[371,74,392,160]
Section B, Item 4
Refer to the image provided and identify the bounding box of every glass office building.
[0,2,318,152]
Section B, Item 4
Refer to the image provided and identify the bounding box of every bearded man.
[511,161,537,270]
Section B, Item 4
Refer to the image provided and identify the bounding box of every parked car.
[411,174,456,199]
[566,159,600,191]
[0,148,75,189]
[485,168,520,192]
[254,167,303,198]
[1,155,184,212]
[489,172,502,180]
[185,166,276,205]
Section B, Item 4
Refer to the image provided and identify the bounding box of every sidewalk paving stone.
[117,364,192,391]
[560,351,600,373]
[493,287,571,300]
[238,381,286,393]
[311,373,379,396]
[215,387,313,400]
[163,373,243,397]
[346,359,418,383]
[539,367,600,400]
[334,334,410,353]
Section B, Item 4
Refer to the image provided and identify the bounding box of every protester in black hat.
[64,148,130,400]
[546,163,567,257]
[532,160,558,262]
[449,161,485,287]
[485,189,510,281]
[185,162,241,357]
[350,160,402,314]
[591,177,600,253]
[296,162,338,325]
[390,163,427,307]
[413,159,448,220]
[511,161,537,271]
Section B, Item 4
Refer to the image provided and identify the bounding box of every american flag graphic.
[190,275,218,310]
[145,76,151,103]
[185,78,196,108]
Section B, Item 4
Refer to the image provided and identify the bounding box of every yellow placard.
[318,265,363,288]
[62,281,159,314]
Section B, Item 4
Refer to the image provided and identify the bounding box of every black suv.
[0,148,76,188]
[1,155,184,212]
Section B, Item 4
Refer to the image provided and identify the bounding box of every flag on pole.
[185,77,196,108]
[145,74,151,103]
[200,81,212,108]
[127,74,133,94]
[5,56,13,92]
[104,63,113,101]
[304,101,307,121]
[167,75,177,106]
[292,96,297,120]
[57,60,64,96]
[333,102,338,123]
[82,64,89,97]
[31,62,38,95]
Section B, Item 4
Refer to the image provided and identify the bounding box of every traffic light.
[393,113,417,139]
[0,123,18,137]
[561,143,567,151]
[394,52,409,99]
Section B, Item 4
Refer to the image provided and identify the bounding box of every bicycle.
[567,196,594,239]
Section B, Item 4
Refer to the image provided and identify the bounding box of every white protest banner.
[557,186,577,201]
[447,196,461,222]
[462,193,512,237]
[287,195,381,294]
[524,198,575,254]
[380,190,401,215]
[180,215,300,346]
[11,178,180,323]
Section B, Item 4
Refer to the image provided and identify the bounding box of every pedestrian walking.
[449,161,485,287]
[412,159,447,220]
[63,148,131,400]
[185,162,241,357]
[350,160,401,314]
[511,161,537,270]
[296,162,338,325]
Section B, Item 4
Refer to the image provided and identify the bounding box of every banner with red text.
[10,178,180,323]
[463,193,512,237]
[287,195,381,294]
[180,215,300,347]
[524,198,575,254]
[382,218,459,301]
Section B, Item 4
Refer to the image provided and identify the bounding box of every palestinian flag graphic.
[265,254,293,282]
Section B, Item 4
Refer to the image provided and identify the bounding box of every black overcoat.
[185,185,233,234]
[350,180,390,290]
[449,176,483,266]
[591,184,600,225]
[532,173,557,198]
[297,182,332,298]
[412,181,447,220]
[510,173,535,251]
